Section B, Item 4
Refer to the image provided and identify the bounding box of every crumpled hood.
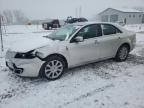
[10,36,56,53]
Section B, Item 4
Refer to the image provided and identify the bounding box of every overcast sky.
[0,0,144,20]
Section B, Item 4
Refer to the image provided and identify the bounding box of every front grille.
[5,50,16,60]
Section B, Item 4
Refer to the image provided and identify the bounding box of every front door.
[68,24,102,66]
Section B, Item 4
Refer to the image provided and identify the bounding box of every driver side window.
[76,24,102,39]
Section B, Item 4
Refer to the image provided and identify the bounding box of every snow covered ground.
[0,24,144,108]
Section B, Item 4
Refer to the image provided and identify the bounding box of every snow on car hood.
[10,36,56,52]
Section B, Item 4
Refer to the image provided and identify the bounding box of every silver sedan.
[5,22,136,80]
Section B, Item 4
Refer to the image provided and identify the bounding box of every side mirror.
[74,36,84,42]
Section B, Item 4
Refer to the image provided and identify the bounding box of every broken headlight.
[15,50,35,59]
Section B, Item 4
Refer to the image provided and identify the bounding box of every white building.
[98,8,144,24]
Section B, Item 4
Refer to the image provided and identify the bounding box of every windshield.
[46,25,81,41]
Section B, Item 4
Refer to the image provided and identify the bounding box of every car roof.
[71,21,127,33]
[72,21,118,26]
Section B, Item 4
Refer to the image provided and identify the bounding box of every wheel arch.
[39,53,68,78]
[115,42,130,57]
[119,43,130,52]
[43,53,68,69]
[114,42,130,62]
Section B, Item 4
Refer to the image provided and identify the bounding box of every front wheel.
[40,56,66,80]
[115,45,129,62]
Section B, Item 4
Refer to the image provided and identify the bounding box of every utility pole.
[75,8,78,18]
[0,15,4,52]
[79,6,82,18]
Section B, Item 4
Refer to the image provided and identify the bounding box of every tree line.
[0,10,29,25]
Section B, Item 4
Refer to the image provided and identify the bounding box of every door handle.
[95,40,99,44]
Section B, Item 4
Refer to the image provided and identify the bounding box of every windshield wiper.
[43,35,64,41]
[43,36,55,40]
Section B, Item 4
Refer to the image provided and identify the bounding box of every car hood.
[10,36,57,53]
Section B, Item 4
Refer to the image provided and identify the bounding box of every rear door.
[96,24,122,59]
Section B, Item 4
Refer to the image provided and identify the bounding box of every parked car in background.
[42,19,60,30]
[6,22,136,80]
[65,17,88,24]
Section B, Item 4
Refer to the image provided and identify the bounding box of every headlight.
[15,50,35,59]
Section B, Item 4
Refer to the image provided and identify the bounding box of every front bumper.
[6,61,24,74]
[5,58,44,77]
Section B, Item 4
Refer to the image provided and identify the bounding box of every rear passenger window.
[101,24,122,35]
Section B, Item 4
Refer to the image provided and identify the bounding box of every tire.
[40,55,66,80]
[48,26,52,30]
[46,26,52,30]
[115,45,129,62]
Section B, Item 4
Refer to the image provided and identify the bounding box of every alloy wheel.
[119,46,128,60]
[44,60,63,79]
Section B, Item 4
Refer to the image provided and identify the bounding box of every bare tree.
[2,9,29,25]
[3,10,13,24]
[13,10,29,24]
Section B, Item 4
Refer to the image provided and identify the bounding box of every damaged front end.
[5,49,44,77]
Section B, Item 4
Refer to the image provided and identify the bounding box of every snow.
[0,25,52,55]
[0,24,144,108]
[9,36,54,52]
[110,8,142,13]
[124,24,144,33]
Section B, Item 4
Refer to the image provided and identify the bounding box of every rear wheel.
[40,56,66,80]
[115,45,129,62]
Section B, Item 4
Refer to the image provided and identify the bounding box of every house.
[98,8,144,24]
